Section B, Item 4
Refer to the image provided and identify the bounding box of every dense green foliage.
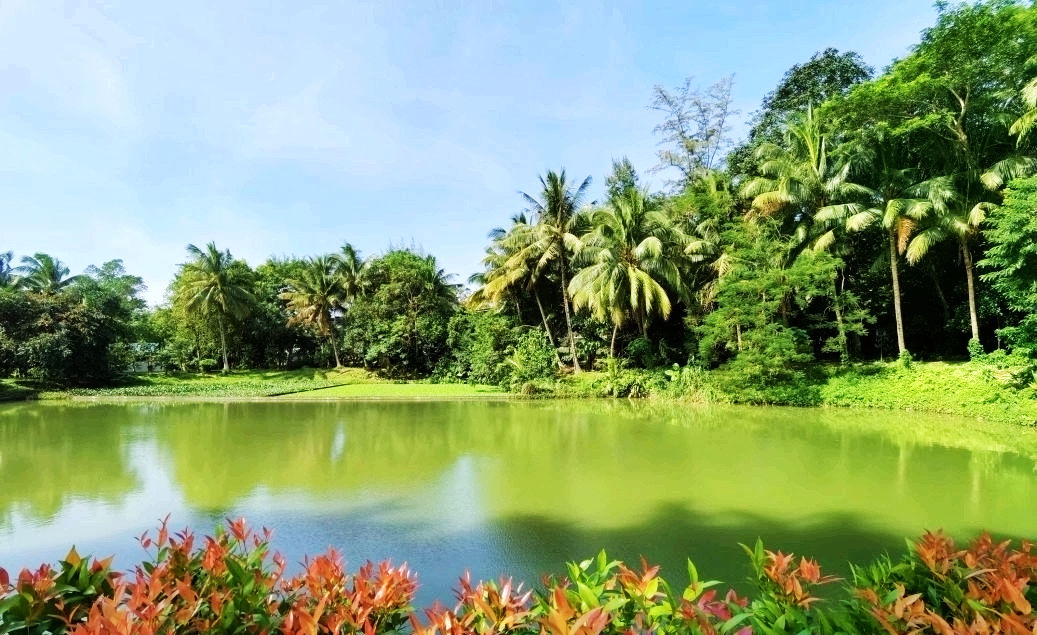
[0,260,144,384]
[980,176,1037,354]
[340,249,458,375]
[4,519,1037,634]
[465,0,1037,385]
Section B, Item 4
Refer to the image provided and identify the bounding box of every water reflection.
[0,405,138,523]
[1,400,1035,601]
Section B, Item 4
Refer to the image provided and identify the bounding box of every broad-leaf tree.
[729,48,872,177]
[979,176,1037,353]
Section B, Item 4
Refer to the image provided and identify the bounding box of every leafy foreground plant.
[1,519,1035,634]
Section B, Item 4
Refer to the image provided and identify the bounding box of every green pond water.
[1,400,1035,603]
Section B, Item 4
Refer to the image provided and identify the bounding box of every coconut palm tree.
[741,107,868,360]
[16,253,84,294]
[569,188,686,358]
[333,242,367,303]
[178,242,254,372]
[741,106,868,234]
[906,195,997,346]
[280,256,346,367]
[469,215,527,313]
[470,213,564,366]
[0,251,17,289]
[417,254,461,314]
[832,166,954,357]
[1010,72,1037,144]
[513,170,593,371]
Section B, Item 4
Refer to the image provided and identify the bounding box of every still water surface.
[1,400,1035,602]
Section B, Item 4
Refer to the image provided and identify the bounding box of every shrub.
[507,328,557,389]
[967,337,985,361]
[0,548,116,634]
[624,337,659,369]
[436,311,517,386]
[897,349,913,367]
[851,531,1037,633]
[4,520,1037,635]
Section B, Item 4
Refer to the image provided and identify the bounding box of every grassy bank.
[542,357,1037,424]
[279,382,505,399]
[3,359,1035,424]
[0,367,506,401]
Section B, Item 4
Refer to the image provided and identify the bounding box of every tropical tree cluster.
[6,1,1037,389]
[153,244,461,376]
[469,0,1037,381]
[0,253,146,383]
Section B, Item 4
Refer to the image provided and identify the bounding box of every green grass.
[0,368,508,401]
[23,367,381,399]
[4,359,1035,424]
[0,379,38,401]
[523,358,1037,425]
[818,360,1037,424]
[278,382,507,399]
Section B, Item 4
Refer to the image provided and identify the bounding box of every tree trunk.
[833,277,848,364]
[610,323,618,360]
[534,288,564,367]
[558,252,580,372]
[962,238,981,344]
[927,263,951,325]
[218,314,230,373]
[329,330,342,368]
[889,230,907,356]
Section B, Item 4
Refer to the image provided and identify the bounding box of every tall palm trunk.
[558,251,580,372]
[534,288,563,367]
[832,274,848,363]
[328,324,342,368]
[610,324,619,360]
[888,230,907,356]
[217,314,230,372]
[961,238,981,344]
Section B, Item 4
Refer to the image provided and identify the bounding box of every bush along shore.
[6,353,1035,426]
[1,518,1036,634]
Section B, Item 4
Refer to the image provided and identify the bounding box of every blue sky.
[2,1,938,305]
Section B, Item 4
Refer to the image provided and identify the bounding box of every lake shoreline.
[3,359,1036,426]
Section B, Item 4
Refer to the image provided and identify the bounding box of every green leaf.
[576,582,600,609]
[225,557,247,584]
[719,612,753,634]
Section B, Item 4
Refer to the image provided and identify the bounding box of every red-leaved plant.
[4,518,1037,635]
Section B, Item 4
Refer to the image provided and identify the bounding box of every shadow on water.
[242,499,909,608]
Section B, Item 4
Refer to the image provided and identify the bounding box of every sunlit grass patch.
[279,382,508,399]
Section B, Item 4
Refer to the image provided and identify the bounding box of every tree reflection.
[0,404,138,525]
